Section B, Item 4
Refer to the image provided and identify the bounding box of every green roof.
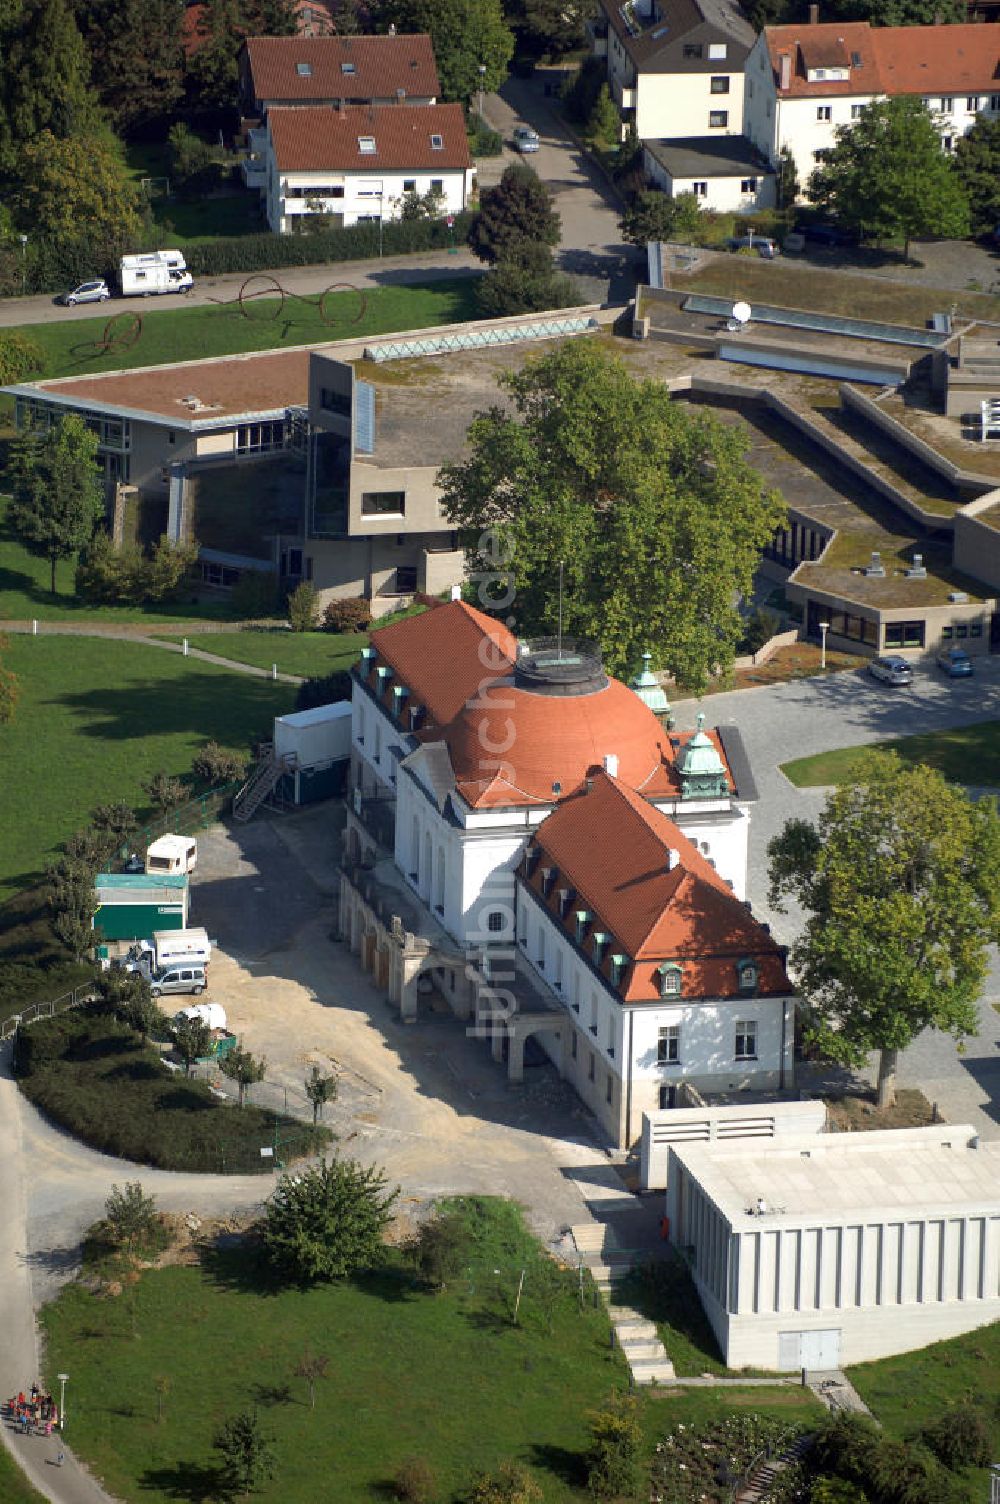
[95,873,189,890]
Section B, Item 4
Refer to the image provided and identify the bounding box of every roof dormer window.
[592,931,610,964]
[737,959,758,994]
[430,133,444,149]
[341,61,356,73]
[296,62,312,75]
[358,135,376,154]
[707,42,727,59]
[541,866,557,897]
[658,963,682,997]
[575,910,591,945]
[610,953,628,986]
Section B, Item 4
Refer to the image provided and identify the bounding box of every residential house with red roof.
[239,33,441,117]
[743,13,1000,195]
[341,599,789,1143]
[262,102,473,232]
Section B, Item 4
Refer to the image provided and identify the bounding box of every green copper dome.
[678,714,729,799]
[630,651,670,717]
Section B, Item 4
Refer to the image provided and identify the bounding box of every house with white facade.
[240,33,440,117]
[340,599,791,1145]
[643,135,775,212]
[591,0,756,141]
[263,102,473,233]
[667,1125,1000,1369]
[743,14,1000,195]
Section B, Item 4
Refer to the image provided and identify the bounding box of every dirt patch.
[824,1087,936,1132]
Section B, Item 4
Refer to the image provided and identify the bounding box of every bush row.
[0,210,476,297]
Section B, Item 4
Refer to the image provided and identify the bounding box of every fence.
[0,984,95,1043]
[131,779,243,855]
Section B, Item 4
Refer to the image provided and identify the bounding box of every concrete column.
[400,970,420,1023]
[491,1021,506,1064]
[507,1028,525,1084]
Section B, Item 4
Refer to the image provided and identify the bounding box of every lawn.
[0,1447,46,1504]
[781,719,1000,788]
[39,1197,817,1504]
[169,629,366,678]
[849,1320,1000,1501]
[17,279,480,382]
[0,636,295,898]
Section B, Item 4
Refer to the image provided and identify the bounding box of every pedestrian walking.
[56,1449,65,1467]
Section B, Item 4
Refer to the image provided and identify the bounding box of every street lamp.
[18,234,27,296]
[819,620,830,670]
[57,1373,68,1430]
[478,64,486,122]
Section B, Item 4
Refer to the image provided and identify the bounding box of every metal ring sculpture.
[233,275,368,327]
[96,310,143,355]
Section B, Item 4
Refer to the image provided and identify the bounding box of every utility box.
[273,701,352,806]
[93,872,189,942]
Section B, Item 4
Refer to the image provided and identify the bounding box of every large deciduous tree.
[437,340,785,687]
[954,116,1000,237]
[8,413,106,595]
[768,750,1000,1108]
[0,0,98,181]
[379,0,514,104]
[619,189,703,246]
[262,1157,398,1283]
[13,129,142,246]
[808,96,969,259]
[73,0,185,134]
[468,162,560,264]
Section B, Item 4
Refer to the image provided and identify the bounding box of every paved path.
[0,620,304,684]
[675,658,1000,1134]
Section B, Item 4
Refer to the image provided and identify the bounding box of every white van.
[119,250,193,297]
[146,835,198,876]
[124,927,211,975]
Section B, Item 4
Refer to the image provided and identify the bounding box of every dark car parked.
[798,222,859,247]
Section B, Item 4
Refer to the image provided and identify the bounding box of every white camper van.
[146,834,198,876]
[119,250,193,298]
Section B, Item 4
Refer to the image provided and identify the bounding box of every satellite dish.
[732,301,752,325]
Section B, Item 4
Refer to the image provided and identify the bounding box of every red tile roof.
[522,773,790,1003]
[366,599,517,732]
[267,102,471,172]
[245,33,440,103]
[765,20,1000,98]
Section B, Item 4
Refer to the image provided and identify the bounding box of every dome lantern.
[677,713,729,800]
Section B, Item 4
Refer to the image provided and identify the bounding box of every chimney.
[779,52,791,90]
[603,753,619,778]
[397,87,406,104]
[668,848,681,871]
[450,584,462,601]
[388,20,396,32]
[808,2,819,21]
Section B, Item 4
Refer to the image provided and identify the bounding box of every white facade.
[643,141,776,213]
[265,158,473,234]
[667,1126,1000,1369]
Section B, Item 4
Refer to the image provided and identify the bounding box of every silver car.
[513,125,540,153]
[62,279,111,306]
[868,654,913,687]
[149,965,207,998]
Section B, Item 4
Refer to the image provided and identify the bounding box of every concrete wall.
[640,1098,827,1192]
[841,385,999,496]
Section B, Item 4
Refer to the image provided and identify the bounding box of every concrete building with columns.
[666,1125,1000,1369]
[338,596,792,1145]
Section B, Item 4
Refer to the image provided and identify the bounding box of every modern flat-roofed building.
[666,1125,1000,1369]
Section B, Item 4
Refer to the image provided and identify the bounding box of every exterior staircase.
[734,1433,812,1504]
[232,743,294,822]
[572,1222,676,1386]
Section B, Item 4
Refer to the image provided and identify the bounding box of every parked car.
[61,279,111,306]
[728,235,779,259]
[937,646,974,677]
[149,965,207,998]
[798,222,858,247]
[868,654,913,687]
[782,230,806,253]
[512,125,540,153]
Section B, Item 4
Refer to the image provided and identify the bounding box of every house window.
[487,910,505,933]
[361,491,405,516]
[813,148,831,163]
[851,104,864,119]
[320,386,351,416]
[610,954,627,987]
[341,61,355,73]
[740,177,757,193]
[692,180,708,197]
[942,136,953,152]
[738,960,758,993]
[659,1084,675,1109]
[575,911,591,944]
[296,61,312,75]
[536,931,546,970]
[588,1051,595,1082]
[657,1025,679,1064]
[736,1019,757,1060]
[956,623,968,639]
[430,178,443,194]
[683,42,703,57]
[991,96,1000,111]
[941,625,953,640]
[709,110,728,127]
[816,105,832,121]
[971,622,983,638]
[707,42,727,58]
[358,135,376,153]
[884,620,925,649]
[236,420,285,454]
[967,96,980,112]
[710,76,730,93]
[393,565,417,593]
[571,1032,577,1060]
[430,133,444,149]
[659,965,682,997]
[940,97,953,111]
[403,178,416,192]
[606,1073,614,1105]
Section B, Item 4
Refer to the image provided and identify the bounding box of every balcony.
[352,789,396,852]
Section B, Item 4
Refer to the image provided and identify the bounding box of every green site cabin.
[93,872,188,942]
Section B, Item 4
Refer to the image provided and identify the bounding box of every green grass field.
[0,636,295,898]
[781,721,1000,788]
[0,1448,46,1504]
[39,1199,818,1504]
[18,279,479,382]
[169,629,365,677]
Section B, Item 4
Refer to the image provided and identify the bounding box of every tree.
[408,1210,471,1290]
[303,1063,338,1125]
[768,750,1000,1107]
[143,770,187,814]
[504,0,588,59]
[295,670,353,712]
[145,536,199,602]
[777,144,798,208]
[379,0,513,105]
[213,1409,276,1498]
[808,96,969,259]
[171,1013,212,1075]
[587,83,620,147]
[192,740,248,785]
[74,0,186,134]
[0,637,18,725]
[96,970,160,1037]
[0,331,44,385]
[292,1348,330,1410]
[467,1461,543,1504]
[185,0,246,114]
[954,116,1000,236]
[0,0,98,180]
[584,1392,642,1499]
[437,339,785,686]
[219,1043,267,1107]
[619,189,703,246]
[13,129,143,246]
[920,1407,991,1470]
[287,579,318,631]
[475,241,580,318]
[104,1181,158,1252]
[391,1457,438,1504]
[47,854,100,960]
[863,0,963,22]
[90,800,138,850]
[468,163,560,265]
[167,122,222,199]
[7,413,106,595]
[261,1156,398,1283]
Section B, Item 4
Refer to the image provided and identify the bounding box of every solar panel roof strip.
[681,293,948,349]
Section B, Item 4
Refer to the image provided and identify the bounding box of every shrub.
[468,113,503,156]
[287,580,318,632]
[0,330,45,384]
[739,606,781,657]
[295,669,353,711]
[104,1180,158,1251]
[919,1407,991,1470]
[392,1456,437,1503]
[408,1211,472,1291]
[192,740,248,786]
[262,1157,398,1283]
[76,533,197,605]
[585,1392,642,1499]
[468,1461,542,1504]
[183,212,474,279]
[322,596,372,633]
[143,769,187,813]
[561,57,606,126]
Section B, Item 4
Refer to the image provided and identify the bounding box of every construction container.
[273,702,351,806]
[93,872,189,942]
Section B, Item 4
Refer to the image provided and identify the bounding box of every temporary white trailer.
[273,701,351,805]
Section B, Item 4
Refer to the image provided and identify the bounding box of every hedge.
[0,211,476,297]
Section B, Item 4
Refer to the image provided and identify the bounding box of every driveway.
[674,658,1000,1133]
